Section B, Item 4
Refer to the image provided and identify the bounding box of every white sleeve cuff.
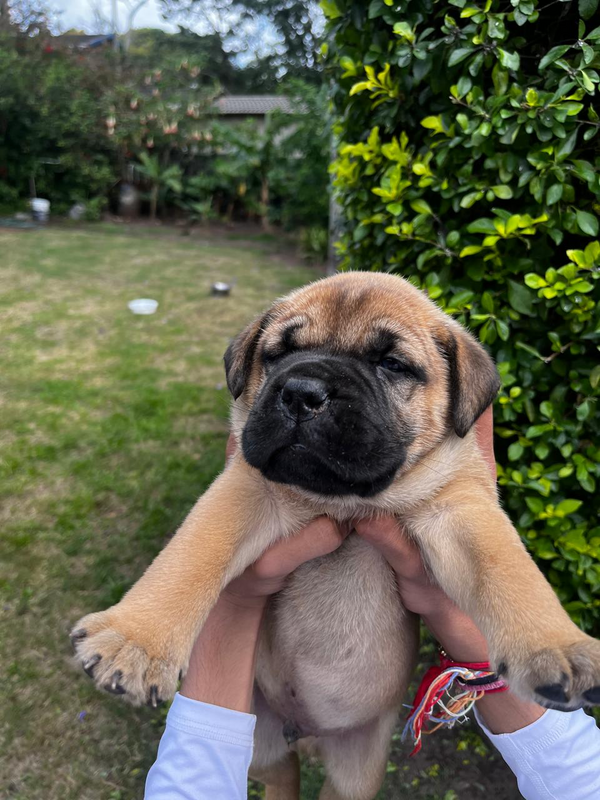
[144,693,256,800]
[474,705,600,800]
[166,692,256,746]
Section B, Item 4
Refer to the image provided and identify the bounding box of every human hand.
[223,516,350,606]
[354,406,496,660]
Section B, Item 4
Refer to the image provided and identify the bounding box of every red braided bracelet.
[402,648,509,755]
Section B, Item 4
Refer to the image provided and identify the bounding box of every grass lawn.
[0,225,521,800]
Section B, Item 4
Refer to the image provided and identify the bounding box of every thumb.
[354,516,423,577]
[253,517,347,581]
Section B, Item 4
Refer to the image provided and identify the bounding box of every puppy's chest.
[255,534,413,736]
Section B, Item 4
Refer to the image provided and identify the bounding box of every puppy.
[72,271,600,800]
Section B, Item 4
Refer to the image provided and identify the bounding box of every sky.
[51,0,320,64]
[53,0,178,34]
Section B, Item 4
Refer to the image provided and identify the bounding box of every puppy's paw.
[497,636,600,710]
[70,610,183,707]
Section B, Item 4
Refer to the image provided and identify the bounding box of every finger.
[253,517,346,581]
[354,517,425,578]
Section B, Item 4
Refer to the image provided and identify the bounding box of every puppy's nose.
[280,377,329,421]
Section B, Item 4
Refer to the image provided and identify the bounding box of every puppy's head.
[225,272,499,498]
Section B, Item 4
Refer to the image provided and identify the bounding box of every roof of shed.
[214,95,292,115]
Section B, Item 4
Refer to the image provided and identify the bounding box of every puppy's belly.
[255,534,418,737]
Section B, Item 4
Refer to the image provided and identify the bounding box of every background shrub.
[324,0,600,633]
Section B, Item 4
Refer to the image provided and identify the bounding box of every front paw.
[70,609,184,707]
[496,635,600,710]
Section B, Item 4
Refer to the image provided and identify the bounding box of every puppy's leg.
[250,688,300,800]
[318,709,398,800]
[410,480,600,710]
[71,457,299,705]
[251,754,300,800]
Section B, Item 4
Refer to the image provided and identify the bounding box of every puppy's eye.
[379,357,407,373]
[262,349,284,364]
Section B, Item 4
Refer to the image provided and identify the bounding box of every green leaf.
[492,63,508,95]
[526,496,545,514]
[497,49,520,71]
[561,529,589,552]
[556,499,583,515]
[410,199,433,215]
[449,289,475,308]
[507,279,535,316]
[446,230,460,248]
[526,88,538,106]
[590,365,600,388]
[577,400,592,421]
[567,280,594,294]
[492,185,513,199]
[421,115,444,133]
[349,81,371,96]
[579,0,599,20]
[581,70,595,92]
[457,75,472,97]
[386,202,404,215]
[481,291,494,313]
[526,423,553,437]
[539,45,570,70]
[508,442,524,460]
[448,47,476,67]
[560,102,584,116]
[496,319,510,340]
[546,183,563,205]
[459,245,484,256]
[556,129,578,159]
[321,0,342,18]
[516,341,545,360]
[524,273,547,289]
[393,21,416,42]
[460,191,482,208]
[576,209,599,236]
[467,218,498,234]
[581,42,595,65]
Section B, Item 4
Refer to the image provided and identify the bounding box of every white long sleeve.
[475,706,600,799]
[145,694,600,800]
[144,693,255,800]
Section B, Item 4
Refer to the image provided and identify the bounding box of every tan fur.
[72,271,600,800]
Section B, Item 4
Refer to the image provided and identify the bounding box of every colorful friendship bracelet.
[402,648,509,755]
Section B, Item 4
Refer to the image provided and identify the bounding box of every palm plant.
[136,151,182,220]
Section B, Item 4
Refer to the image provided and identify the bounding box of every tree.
[89,0,152,51]
[0,0,56,36]
[159,0,324,78]
[0,32,116,208]
[210,118,277,228]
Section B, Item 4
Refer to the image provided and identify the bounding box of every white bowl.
[128,298,158,315]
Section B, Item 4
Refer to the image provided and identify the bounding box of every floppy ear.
[439,322,501,438]
[223,311,272,400]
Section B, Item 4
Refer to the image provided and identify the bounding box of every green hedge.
[323,0,600,632]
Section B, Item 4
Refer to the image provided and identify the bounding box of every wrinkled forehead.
[264,275,440,354]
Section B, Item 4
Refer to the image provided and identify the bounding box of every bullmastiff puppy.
[72,271,600,800]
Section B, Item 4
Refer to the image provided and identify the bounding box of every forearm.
[423,604,545,734]
[180,593,265,713]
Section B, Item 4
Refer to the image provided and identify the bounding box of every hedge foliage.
[323,0,600,632]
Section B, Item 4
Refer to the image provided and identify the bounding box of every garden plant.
[324,0,600,633]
